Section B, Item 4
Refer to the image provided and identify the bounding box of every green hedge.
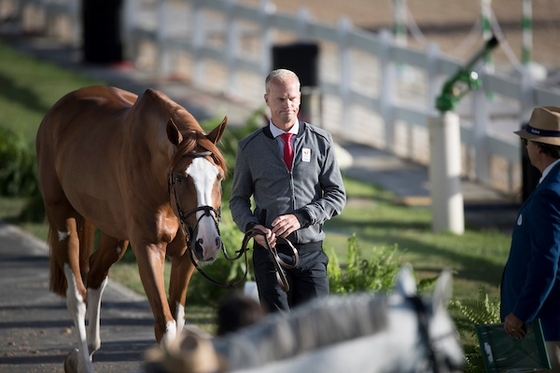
[0,126,37,197]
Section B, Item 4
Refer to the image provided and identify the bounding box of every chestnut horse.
[36,86,227,373]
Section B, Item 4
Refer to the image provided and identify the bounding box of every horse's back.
[36,86,138,225]
[37,86,136,145]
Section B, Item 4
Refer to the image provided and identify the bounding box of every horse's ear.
[166,119,183,146]
[206,116,228,144]
[394,265,417,297]
[432,268,453,310]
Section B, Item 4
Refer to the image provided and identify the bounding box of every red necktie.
[280,133,294,171]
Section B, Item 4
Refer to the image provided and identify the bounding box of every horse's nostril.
[194,239,204,260]
[215,237,221,247]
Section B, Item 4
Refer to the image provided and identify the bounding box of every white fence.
[8,0,560,197]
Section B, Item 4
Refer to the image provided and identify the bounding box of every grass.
[325,178,509,300]
[0,40,105,143]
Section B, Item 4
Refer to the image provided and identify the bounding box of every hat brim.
[514,128,560,146]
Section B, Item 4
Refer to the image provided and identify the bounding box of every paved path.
[0,223,154,373]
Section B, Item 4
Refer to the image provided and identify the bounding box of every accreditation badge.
[302,148,311,162]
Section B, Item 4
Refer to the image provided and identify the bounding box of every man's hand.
[504,313,527,339]
[252,224,276,248]
[271,214,301,238]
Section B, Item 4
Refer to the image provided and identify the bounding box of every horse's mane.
[144,89,227,174]
[212,293,388,370]
[169,131,227,175]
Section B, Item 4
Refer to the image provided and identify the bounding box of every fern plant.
[451,286,501,373]
[454,287,501,325]
[328,234,402,294]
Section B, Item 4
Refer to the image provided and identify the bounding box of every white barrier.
[9,0,560,197]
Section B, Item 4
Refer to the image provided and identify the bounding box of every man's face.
[264,78,301,129]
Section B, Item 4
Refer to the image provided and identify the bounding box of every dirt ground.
[240,0,560,76]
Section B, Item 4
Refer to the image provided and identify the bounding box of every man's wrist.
[294,210,311,228]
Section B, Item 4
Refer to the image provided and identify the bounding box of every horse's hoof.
[63,348,79,373]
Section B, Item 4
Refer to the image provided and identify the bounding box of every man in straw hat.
[501,106,560,372]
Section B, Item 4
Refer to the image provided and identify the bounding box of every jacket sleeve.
[300,137,346,225]
[513,188,560,322]
[229,142,258,233]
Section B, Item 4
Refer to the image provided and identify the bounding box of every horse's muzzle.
[193,238,220,262]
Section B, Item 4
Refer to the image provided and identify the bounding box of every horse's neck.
[232,318,422,373]
[230,295,425,373]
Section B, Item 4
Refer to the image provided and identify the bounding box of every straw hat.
[144,325,226,373]
[515,106,560,146]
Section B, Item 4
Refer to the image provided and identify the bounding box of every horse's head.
[395,266,465,373]
[166,117,228,262]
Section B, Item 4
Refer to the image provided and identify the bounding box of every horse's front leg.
[132,239,176,344]
[86,234,129,356]
[167,236,196,334]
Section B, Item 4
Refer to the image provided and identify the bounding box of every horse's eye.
[175,175,182,183]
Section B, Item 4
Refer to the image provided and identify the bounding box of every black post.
[82,0,123,64]
[272,42,321,125]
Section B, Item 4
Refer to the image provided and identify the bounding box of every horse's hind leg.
[47,212,95,373]
[86,233,129,355]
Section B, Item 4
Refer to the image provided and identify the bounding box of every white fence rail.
[9,0,560,197]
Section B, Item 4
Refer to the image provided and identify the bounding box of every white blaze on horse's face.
[58,230,70,241]
[186,157,222,261]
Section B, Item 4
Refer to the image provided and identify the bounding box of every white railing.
[10,0,560,197]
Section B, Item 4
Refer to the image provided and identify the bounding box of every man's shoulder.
[301,122,333,143]
[238,128,267,149]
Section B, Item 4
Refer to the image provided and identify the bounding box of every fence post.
[480,0,494,99]
[121,0,138,61]
[224,0,239,96]
[472,76,491,184]
[428,112,465,234]
[68,0,80,44]
[296,7,310,40]
[191,0,205,86]
[378,29,396,152]
[521,0,532,66]
[258,0,275,78]
[337,17,352,132]
[392,0,407,47]
[157,0,172,75]
[425,42,440,115]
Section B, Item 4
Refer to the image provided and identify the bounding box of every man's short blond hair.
[265,69,300,93]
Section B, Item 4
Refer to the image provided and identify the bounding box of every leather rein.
[247,227,299,292]
[168,151,299,290]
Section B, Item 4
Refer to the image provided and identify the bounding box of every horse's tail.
[48,218,96,297]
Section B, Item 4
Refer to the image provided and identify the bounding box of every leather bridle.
[168,151,244,286]
[408,295,458,373]
[167,151,222,252]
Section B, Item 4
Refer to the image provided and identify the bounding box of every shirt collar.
[270,120,299,138]
[539,158,560,184]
